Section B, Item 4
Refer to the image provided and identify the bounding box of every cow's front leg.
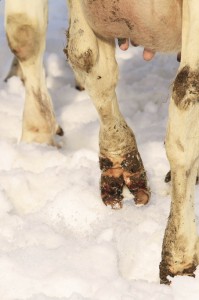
[99,135,150,208]
[160,100,199,284]
[160,0,199,284]
[5,0,62,146]
[66,0,150,208]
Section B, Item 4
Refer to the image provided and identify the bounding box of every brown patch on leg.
[165,170,199,185]
[173,66,199,109]
[6,14,40,62]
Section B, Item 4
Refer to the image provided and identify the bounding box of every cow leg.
[5,0,62,145]
[160,0,199,284]
[66,1,150,208]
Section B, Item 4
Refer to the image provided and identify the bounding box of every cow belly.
[82,0,182,52]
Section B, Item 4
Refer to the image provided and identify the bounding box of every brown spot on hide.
[6,14,40,61]
[32,89,51,118]
[165,169,199,184]
[31,88,55,135]
[67,46,94,73]
[173,66,199,109]
[77,48,94,73]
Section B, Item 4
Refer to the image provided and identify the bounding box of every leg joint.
[6,14,41,61]
[65,18,98,74]
[66,36,98,73]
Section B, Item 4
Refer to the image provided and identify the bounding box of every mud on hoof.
[101,172,124,209]
[159,259,197,285]
[99,151,150,208]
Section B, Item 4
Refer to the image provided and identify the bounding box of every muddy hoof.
[160,260,197,285]
[99,150,150,208]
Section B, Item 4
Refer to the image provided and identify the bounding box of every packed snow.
[0,1,199,299]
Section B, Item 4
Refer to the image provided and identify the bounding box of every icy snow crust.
[0,1,199,299]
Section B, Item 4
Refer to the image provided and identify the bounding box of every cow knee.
[6,14,42,62]
[65,25,98,74]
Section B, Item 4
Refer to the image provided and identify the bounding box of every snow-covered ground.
[0,1,199,299]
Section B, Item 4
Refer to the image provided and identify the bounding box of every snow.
[0,1,199,299]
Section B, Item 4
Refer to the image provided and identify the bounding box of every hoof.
[134,189,150,206]
[123,170,150,206]
[99,151,150,208]
[160,260,197,285]
[56,125,64,136]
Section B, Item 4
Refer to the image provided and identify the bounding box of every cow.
[4,0,199,285]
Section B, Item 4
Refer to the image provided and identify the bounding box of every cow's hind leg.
[66,1,150,208]
[160,0,199,284]
[5,0,62,145]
